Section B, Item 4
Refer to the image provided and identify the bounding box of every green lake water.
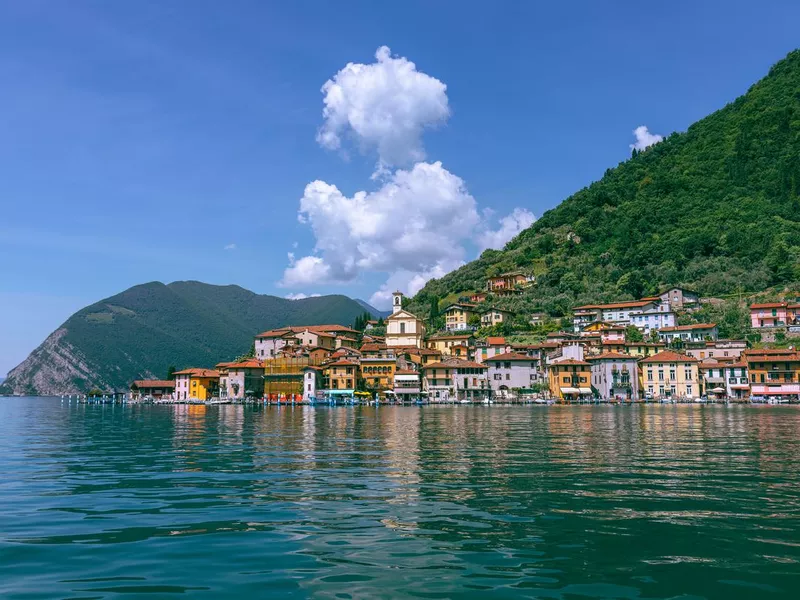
[1,398,799,599]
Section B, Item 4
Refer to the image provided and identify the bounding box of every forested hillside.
[410,50,800,318]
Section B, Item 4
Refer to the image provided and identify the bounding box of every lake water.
[1,398,799,599]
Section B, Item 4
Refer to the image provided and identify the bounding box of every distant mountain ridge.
[0,281,379,396]
[355,299,391,318]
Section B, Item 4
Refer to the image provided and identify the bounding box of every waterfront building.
[639,351,700,399]
[303,366,323,402]
[658,323,719,344]
[263,357,314,399]
[479,307,514,328]
[405,347,443,367]
[722,362,750,399]
[586,352,640,401]
[484,352,539,398]
[129,380,174,401]
[443,303,478,331]
[745,349,800,400]
[385,292,426,348]
[392,369,422,400]
[698,358,728,398]
[422,358,488,402]
[173,368,220,401]
[547,359,592,402]
[323,359,360,392]
[216,359,265,400]
[361,356,397,397]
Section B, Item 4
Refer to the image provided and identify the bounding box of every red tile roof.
[551,359,590,366]
[325,359,359,367]
[659,323,717,332]
[639,351,698,364]
[750,302,788,309]
[395,369,420,375]
[486,337,507,345]
[422,359,487,370]
[586,352,635,361]
[173,368,220,377]
[485,352,534,362]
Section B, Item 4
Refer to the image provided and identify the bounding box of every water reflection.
[0,400,799,599]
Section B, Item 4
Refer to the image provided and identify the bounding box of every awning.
[578,388,592,394]
[730,384,750,389]
[561,387,580,394]
[704,377,724,384]
[324,389,355,396]
[710,387,726,393]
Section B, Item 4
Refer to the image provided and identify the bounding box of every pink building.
[750,303,795,328]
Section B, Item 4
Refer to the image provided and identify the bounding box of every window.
[400,322,406,334]
[686,385,692,395]
[506,374,511,380]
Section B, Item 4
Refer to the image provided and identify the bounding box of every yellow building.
[263,357,318,399]
[173,368,220,401]
[640,350,700,400]
[443,303,478,331]
[547,359,592,402]
[427,333,474,355]
[360,357,397,395]
[324,359,360,391]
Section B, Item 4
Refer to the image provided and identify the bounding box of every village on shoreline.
[117,275,800,407]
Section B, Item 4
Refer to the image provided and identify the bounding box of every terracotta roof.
[427,334,473,341]
[586,352,635,361]
[395,369,419,375]
[486,337,507,345]
[485,352,534,362]
[255,328,296,339]
[410,348,442,355]
[639,351,698,364]
[659,323,717,332]
[422,359,486,370]
[360,343,387,352]
[325,359,359,367]
[550,359,590,366]
[173,368,220,377]
[226,359,264,369]
[750,302,788,309]
[131,380,175,388]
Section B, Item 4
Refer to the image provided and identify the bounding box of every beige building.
[480,307,514,328]
[443,303,478,331]
[640,350,700,400]
[385,292,426,348]
[427,333,475,355]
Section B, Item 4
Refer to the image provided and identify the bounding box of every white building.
[385,292,426,348]
[484,352,539,397]
[658,323,718,344]
[422,359,488,402]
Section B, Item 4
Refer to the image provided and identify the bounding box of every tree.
[625,325,643,342]
[377,316,385,327]
[167,365,177,379]
[468,314,482,328]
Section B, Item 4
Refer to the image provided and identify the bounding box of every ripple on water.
[0,401,799,599]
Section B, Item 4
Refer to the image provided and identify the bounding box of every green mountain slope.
[410,49,800,318]
[0,282,375,396]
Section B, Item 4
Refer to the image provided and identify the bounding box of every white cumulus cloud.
[280,161,480,304]
[630,125,663,151]
[316,46,450,168]
[477,208,536,252]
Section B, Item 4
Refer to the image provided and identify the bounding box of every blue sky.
[1,0,799,375]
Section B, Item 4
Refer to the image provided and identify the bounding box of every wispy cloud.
[285,292,321,300]
[223,243,237,251]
